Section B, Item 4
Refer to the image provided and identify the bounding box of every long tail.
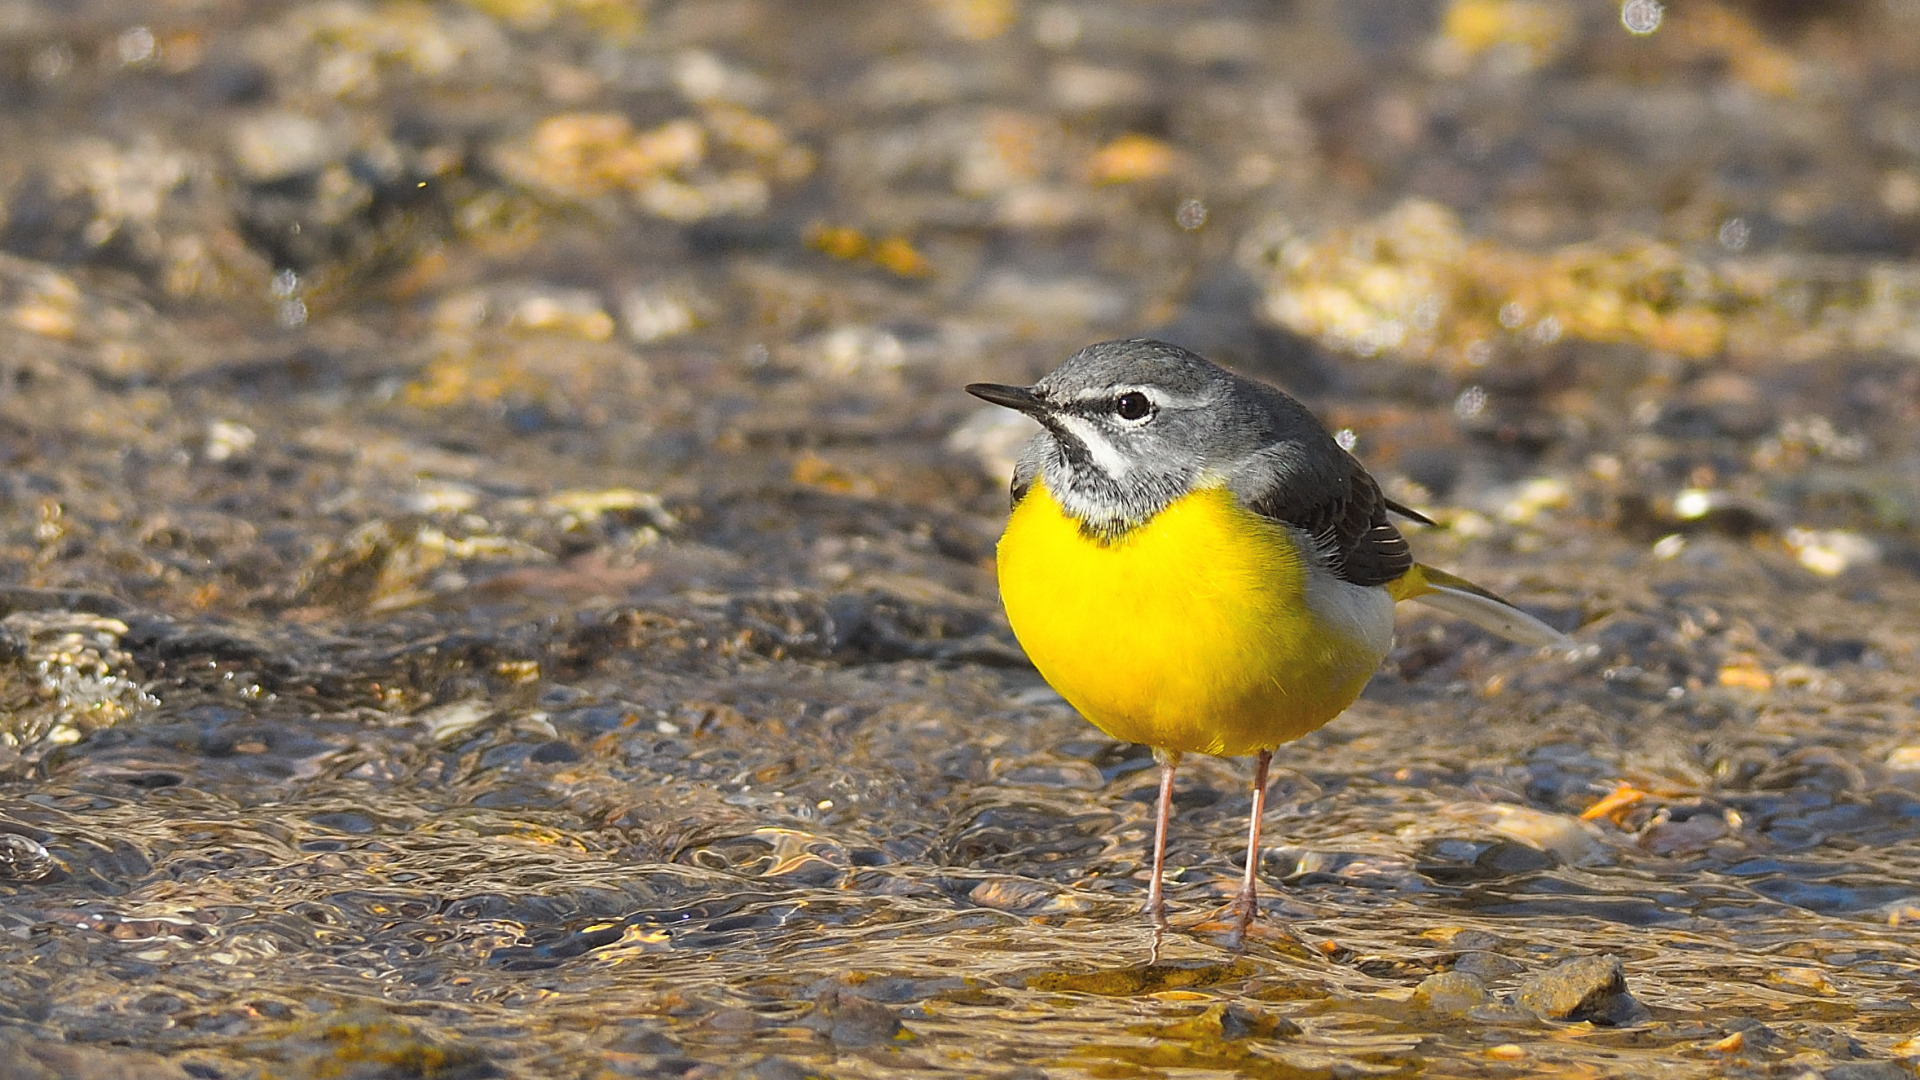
[1388,564,1569,647]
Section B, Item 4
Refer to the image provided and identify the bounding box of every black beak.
[965,382,1048,416]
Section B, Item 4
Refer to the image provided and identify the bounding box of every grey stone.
[1513,954,1649,1026]
[1412,971,1492,1015]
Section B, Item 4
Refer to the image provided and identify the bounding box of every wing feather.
[1244,462,1413,588]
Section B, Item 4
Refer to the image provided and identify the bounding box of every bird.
[965,338,1567,954]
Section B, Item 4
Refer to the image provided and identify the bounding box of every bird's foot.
[1193,894,1257,949]
[1189,900,1315,956]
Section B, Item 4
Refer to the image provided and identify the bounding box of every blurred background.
[3,1,1920,1077]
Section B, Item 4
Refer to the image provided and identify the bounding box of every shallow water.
[3,1,1920,1077]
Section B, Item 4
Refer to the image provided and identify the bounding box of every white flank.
[1304,571,1397,668]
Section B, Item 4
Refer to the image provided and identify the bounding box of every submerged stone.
[1513,955,1649,1026]
[1411,971,1492,1016]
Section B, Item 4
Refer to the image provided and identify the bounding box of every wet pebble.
[1718,1017,1782,1050]
[1822,1063,1914,1080]
[0,833,55,882]
[0,1033,196,1080]
[1417,838,1556,883]
[703,1006,763,1035]
[265,1011,500,1079]
[961,876,1068,914]
[1639,806,1733,856]
[1154,1002,1300,1041]
[1512,954,1648,1025]
[750,1058,814,1080]
[227,109,341,183]
[803,986,906,1048]
[1450,951,1525,980]
[1471,803,1606,866]
[1652,373,1778,440]
[606,1024,681,1055]
[0,610,154,759]
[1288,848,1426,890]
[1411,971,1491,1016]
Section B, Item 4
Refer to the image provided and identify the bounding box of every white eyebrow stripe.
[1057,385,1205,409]
[1052,415,1133,478]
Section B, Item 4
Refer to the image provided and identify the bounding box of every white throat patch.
[1052,415,1133,479]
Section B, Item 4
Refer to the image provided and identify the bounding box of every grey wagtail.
[966,338,1567,951]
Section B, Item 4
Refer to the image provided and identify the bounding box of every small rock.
[1452,951,1525,979]
[1411,971,1491,1016]
[1156,1002,1299,1041]
[228,110,339,183]
[1444,929,1505,950]
[1767,966,1837,994]
[1885,745,1920,772]
[1485,806,1604,865]
[0,834,54,883]
[0,1032,196,1080]
[750,1058,813,1080]
[1639,809,1730,857]
[1467,1001,1539,1023]
[1445,802,1604,865]
[804,986,904,1048]
[1717,1017,1781,1050]
[1801,1026,1870,1059]
[1784,527,1879,577]
[965,877,1063,913]
[1653,373,1777,440]
[277,1012,498,1079]
[1513,954,1648,1025]
[704,1007,762,1034]
[1823,1064,1913,1080]
[607,1025,680,1054]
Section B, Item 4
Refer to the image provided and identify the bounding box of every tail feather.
[1389,564,1570,648]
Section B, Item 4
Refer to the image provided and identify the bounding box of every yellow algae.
[1436,0,1574,72]
[932,0,1017,41]
[459,0,645,40]
[1716,663,1774,692]
[805,224,935,278]
[1252,198,1920,365]
[492,106,808,222]
[870,235,934,278]
[1670,2,1802,97]
[1087,134,1178,185]
[510,113,706,199]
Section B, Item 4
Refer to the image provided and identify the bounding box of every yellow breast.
[996,478,1391,757]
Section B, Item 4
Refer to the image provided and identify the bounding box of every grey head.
[965,338,1361,544]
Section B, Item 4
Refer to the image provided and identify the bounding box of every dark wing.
[1244,463,1414,587]
[1383,496,1435,526]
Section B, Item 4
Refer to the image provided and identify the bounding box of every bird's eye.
[1114,392,1153,421]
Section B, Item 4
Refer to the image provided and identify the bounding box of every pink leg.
[1227,749,1274,945]
[1145,748,1180,961]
